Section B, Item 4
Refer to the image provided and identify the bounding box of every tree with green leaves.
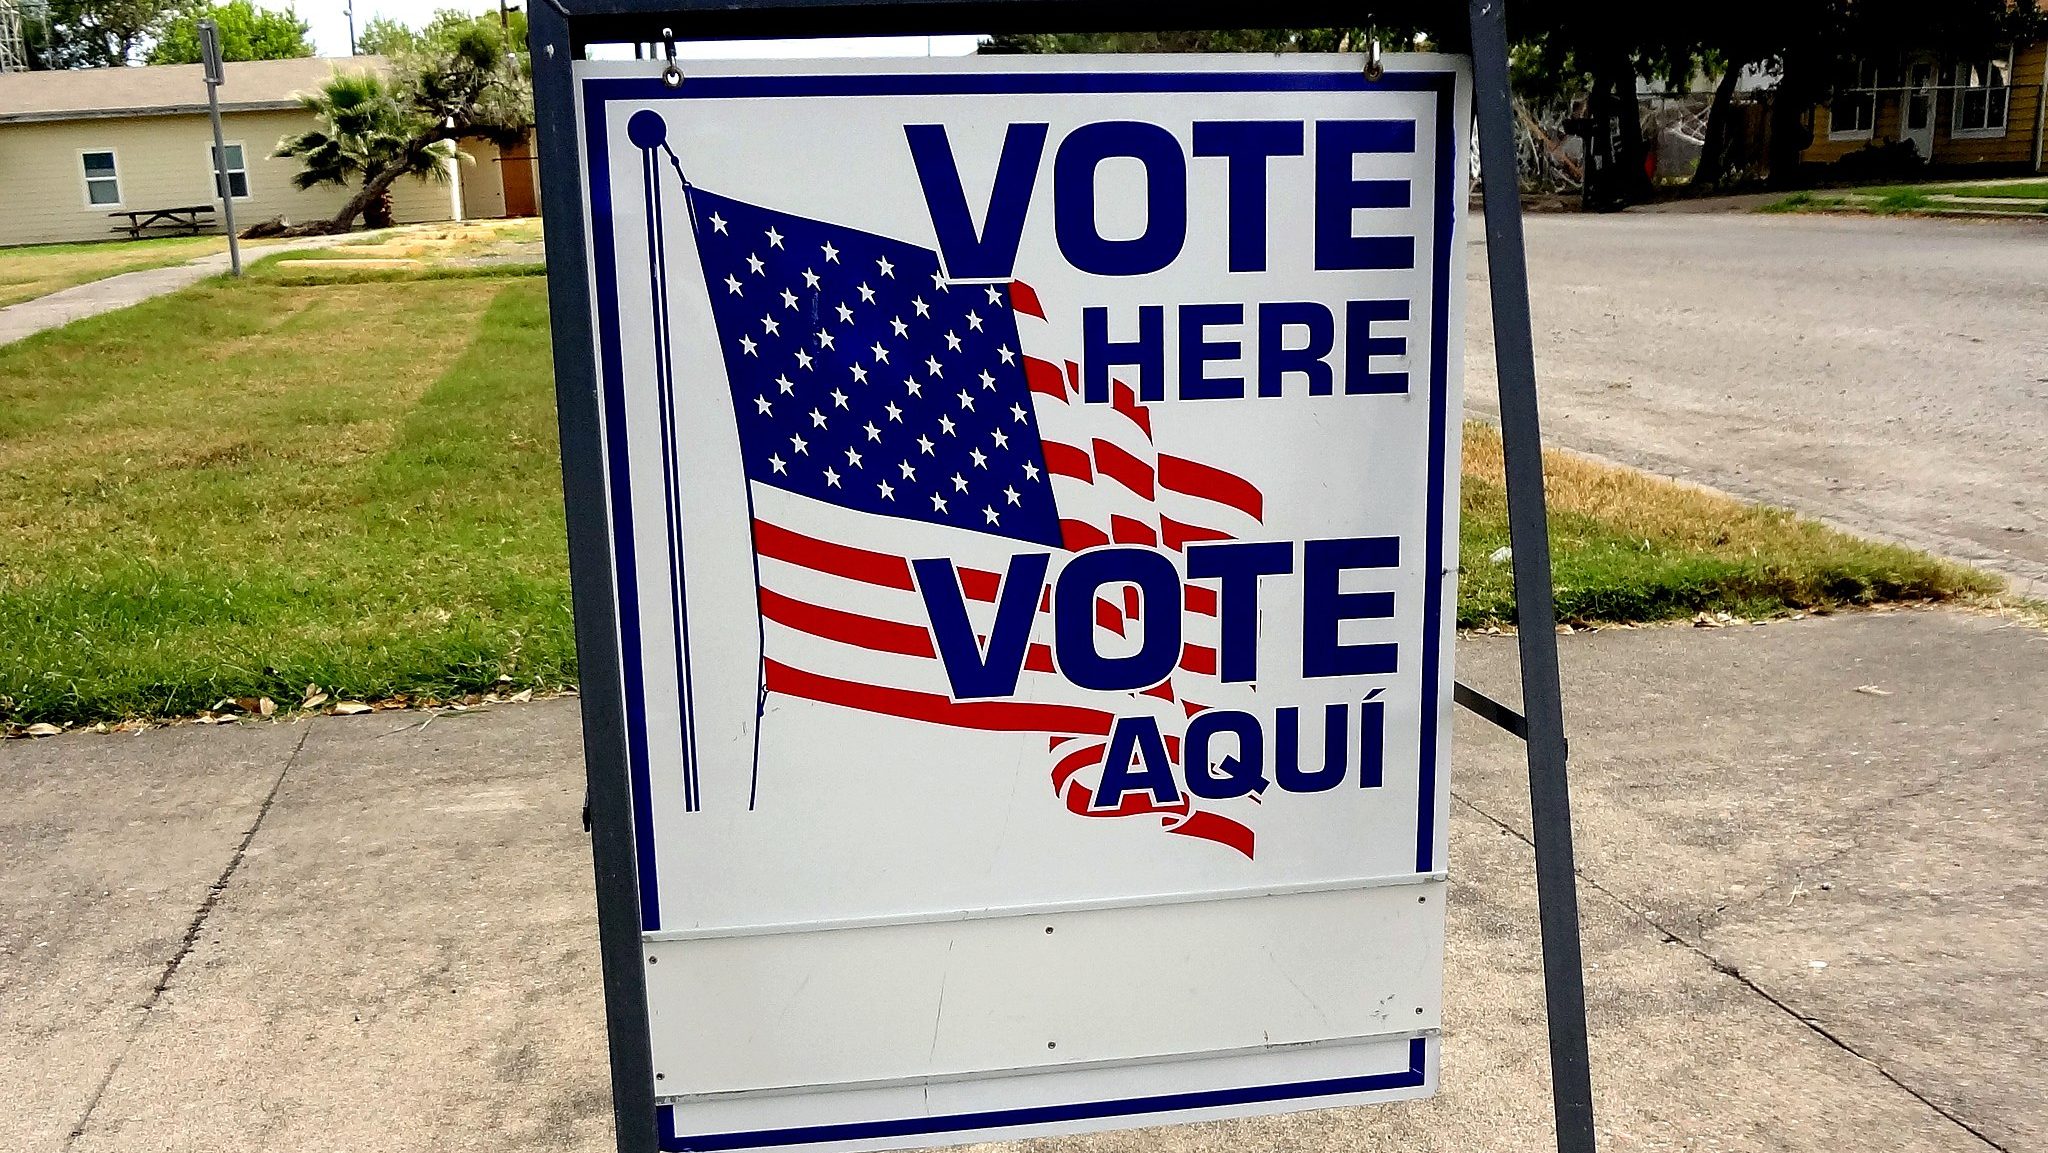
[147,0,311,64]
[357,7,527,60]
[275,25,531,232]
[355,14,418,56]
[28,0,168,67]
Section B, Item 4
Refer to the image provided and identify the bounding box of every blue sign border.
[575,65,1458,1151]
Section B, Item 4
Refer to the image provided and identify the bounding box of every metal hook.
[1364,30,1385,81]
[661,27,682,89]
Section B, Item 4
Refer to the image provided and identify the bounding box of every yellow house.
[0,56,540,248]
[1802,38,2048,170]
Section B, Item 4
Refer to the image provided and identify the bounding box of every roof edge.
[0,100,304,125]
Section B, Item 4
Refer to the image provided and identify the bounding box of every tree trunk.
[328,164,412,231]
[1766,50,1815,187]
[1607,59,1652,203]
[1691,63,1746,189]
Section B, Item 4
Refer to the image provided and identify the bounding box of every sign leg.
[1466,1,1600,1150]
[530,5,662,1151]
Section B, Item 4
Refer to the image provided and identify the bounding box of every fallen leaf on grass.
[259,697,276,717]
[509,688,534,703]
[331,701,372,715]
[25,722,62,738]
[194,712,237,725]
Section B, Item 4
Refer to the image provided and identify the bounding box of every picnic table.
[108,205,216,240]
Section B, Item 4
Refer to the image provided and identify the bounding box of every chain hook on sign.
[661,28,683,88]
[1364,27,1385,81]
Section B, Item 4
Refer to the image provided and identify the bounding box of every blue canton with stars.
[687,187,1062,548]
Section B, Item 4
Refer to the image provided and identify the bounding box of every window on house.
[211,142,250,199]
[1830,60,1879,138]
[81,150,121,205]
[1951,49,2011,135]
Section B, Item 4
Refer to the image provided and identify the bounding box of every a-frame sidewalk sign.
[529,2,1595,1151]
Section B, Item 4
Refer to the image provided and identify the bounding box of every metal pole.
[199,20,240,277]
[528,4,660,1151]
[1466,1,1598,1150]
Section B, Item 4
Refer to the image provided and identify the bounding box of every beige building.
[0,56,539,248]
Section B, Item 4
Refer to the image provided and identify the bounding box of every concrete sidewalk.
[4,609,2043,1152]
[0,239,340,347]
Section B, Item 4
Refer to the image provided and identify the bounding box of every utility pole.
[199,20,241,276]
[498,0,521,72]
[343,0,356,55]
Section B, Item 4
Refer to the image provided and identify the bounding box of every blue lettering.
[1054,121,1188,276]
[1302,537,1400,678]
[1192,120,1305,273]
[906,122,1047,281]
[1184,708,1267,799]
[1177,303,1244,400]
[1185,540,1292,683]
[1082,305,1164,404]
[1258,301,1336,397]
[1345,299,1409,394]
[1274,703,1351,792]
[1054,547,1183,691]
[1313,120,1416,271]
[1094,715,1180,809]
[1358,697,1385,788]
[912,552,1048,699]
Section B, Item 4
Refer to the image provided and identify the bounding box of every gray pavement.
[6,608,2042,1152]
[1466,211,2048,597]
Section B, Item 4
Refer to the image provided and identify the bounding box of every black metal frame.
[529,3,1593,1151]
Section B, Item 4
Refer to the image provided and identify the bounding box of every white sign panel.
[571,53,1469,1153]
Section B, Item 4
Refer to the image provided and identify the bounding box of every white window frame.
[209,140,251,200]
[1828,60,1880,141]
[79,148,123,209]
[1949,47,2013,139]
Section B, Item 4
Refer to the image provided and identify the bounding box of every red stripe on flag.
[1179,642,1217,676]
[1161,516,1233,551]
[958,567,1002,602]
[1092,438,1156,499]
[1009,280,1046,319]
[1159,454,1264,521]
[1095,596,1124,636]
[754,520,912,590]
[1167,810,1256,859]
[1110,514,1157,546]
[1141,680,1176,703]
[1024,642,1055,673]
[1051,742,1104,789]
[765,659,1113,735]
[1062,519,1110,551]
[1185,584,1218,616]
[1024,356,1068,401]
[759,588,933,658]
[1111,381,1152,439]
[1042,440,1094,483]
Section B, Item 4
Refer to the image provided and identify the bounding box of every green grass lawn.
[0,235,238,308]
[1764,180,2048,217]
[0,272,2001,727]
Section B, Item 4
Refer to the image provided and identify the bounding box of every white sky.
[301,0,980,62]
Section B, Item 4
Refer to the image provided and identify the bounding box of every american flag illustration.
[683,184,1269,857]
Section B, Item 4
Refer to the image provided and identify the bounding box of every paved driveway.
[1466,211,2048,594]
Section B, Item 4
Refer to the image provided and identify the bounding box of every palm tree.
[275,28,531,232]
